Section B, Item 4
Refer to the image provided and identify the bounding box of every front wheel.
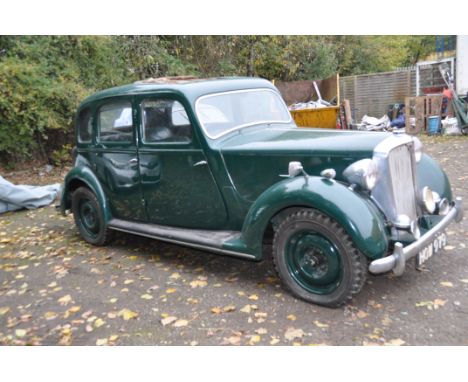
[72,187,112,246]
[272,209,367,307]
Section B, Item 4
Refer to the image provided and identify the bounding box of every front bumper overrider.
[369,197,463,276]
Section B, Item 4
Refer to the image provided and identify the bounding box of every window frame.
[76,106,93,145]
[195,88,292,140]
[96,99,135,146]
[139,96,194,146]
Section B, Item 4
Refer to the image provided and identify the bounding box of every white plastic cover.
[0,176,61,214]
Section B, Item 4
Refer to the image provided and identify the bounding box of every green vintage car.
[60,76,463,307]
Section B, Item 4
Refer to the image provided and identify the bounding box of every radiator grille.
[388,144,417,220]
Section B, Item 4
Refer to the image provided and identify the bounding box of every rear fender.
[60,165,111,223]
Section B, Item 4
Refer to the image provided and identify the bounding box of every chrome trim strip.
[195,88,293,140]
[369,197,463,275]
[108,223,256,260]
[374,134,413,156]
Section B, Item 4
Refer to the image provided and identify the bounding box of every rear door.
[136,92,227,229]
[91,96,146,221]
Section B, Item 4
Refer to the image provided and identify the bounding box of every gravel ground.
[0,136,467,346]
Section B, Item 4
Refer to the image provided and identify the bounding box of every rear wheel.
[272,209,366,307]
[72,187,112,246]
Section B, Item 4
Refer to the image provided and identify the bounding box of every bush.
[0,58,86,163]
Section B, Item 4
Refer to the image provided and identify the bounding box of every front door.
[136,94,227,229]
[91,97,145,221]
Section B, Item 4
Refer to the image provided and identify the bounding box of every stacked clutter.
[439,64,468,135]
[288,81,334,111]
[355,115,391,132]
[289,100,330,110]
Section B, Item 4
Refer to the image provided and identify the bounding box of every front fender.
[417,153,453,201]
[60,165,111,223]
[239,176,388,260]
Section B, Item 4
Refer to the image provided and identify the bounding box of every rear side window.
[77,108,92,143]
[98,102,133,143]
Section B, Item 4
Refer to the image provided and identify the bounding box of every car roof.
[79,77,277,109]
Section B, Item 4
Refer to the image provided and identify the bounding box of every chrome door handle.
[193,160,207,167]
[129,158,138,165]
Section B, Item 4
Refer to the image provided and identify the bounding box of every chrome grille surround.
[371,134,420,225]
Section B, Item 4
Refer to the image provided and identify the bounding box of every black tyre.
[272,208,367,307]
[72,187,112,246]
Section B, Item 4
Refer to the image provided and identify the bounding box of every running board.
[107,219,255,259]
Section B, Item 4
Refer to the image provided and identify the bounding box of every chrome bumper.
[369,197,463,276]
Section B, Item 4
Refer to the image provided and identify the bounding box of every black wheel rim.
[78,199,100,238]
[285,230,342,295]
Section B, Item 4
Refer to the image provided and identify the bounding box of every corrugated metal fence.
[339,69,416,121]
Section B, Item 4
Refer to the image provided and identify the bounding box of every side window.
[98,101,133,143]
[142,99,192,143]
[77,107,92,143]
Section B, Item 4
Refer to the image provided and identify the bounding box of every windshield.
[196,89,292,139]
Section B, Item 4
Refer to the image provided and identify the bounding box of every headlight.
[412,137,423,162]
[343,159,378,190]
[421,186,436,213]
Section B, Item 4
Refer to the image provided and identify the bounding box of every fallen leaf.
[248,294,259,301]
[461,279,468,284]
[255,328,268,335]
[211,307,222,314]
[109,335,119,342]
[68,306,81,313]
[356,310,368,319]
[240,305,252,314]
[416,299,447,310]
[381,315,392,326]
[166,288,177,294]
[363,341,381,346]
[270,337,280,345]
[314,320,329,328]
[415,300,433,308]
[161,316,177,326]
[287,314,297,321]
[173,319,189,327]
[284,327,304,341]
[440,281,454,287]
[109,298,118,304]
[118,309,139,320]
[249,335,261,345]
[58,294,72,306]
[0,307,10,316]
[141,294,153,300]
[189,280,207,288]
[128,256,138,261]
[15,329,27,338]
[96,338,108,346]
[385,338,406,346]
[124,279,134,285]
[223,305,236,313]
[433,299,447,309]
[169,272,181,279]
[94,318,106,328]
[444,245,455,250]
[222,336,241,345]
[44,311,58,320]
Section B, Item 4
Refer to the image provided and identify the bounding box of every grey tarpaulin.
[0,175,61,214]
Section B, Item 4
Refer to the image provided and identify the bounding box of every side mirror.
[288,161,304,177]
